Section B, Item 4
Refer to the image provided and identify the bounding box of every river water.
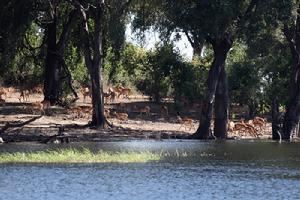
[0,140,299,200]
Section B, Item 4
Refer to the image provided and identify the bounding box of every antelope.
[69,106,91,119]
[254,116,266,124]
[5,87,15,98]
[103,91,111,103]
[79,105,92,116]
[0,88,7,100]
[244,123,257,137]
[178,116,194,130]
[81,87,91,101]
[69,107,83,118]
[31,102,44,114]
[139,106,151,116]
[31,100,51,115]
[113,86,123,97]
[104,108,111,118]
[253,117,267,129]
[113,111,128,121]
[234,120,257,137]
[0,98,5,105]
[118,87,131,99]
[227,121,235,132]
[19,89,30,102]
[160,105,168,116]
[31,85,43,94]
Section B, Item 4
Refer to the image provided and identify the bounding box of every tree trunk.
[192,41,204,60]
[76,1,107,128]
[214,65,228,139]
[282,45,300,139]
[90,63,106,127]
[282,84,300,139]
[272,98,281,140]
[44,12,60,104]
[44,8,76,104]
[192,35,232,139]
[282,12,300,139]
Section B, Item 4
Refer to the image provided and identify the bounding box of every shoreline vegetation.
[0,149,162,164]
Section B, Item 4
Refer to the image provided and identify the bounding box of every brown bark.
[214,65,228,139]
[192,35,232,139]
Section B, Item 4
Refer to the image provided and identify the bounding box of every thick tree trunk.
[214,65,228,139]
[90,64,106,127]
[282,84,300,139]
[282,13,300,139]
[44,14,60,104]
[192,35,232,139]
[44,9,75,104]
[44,54,60,104]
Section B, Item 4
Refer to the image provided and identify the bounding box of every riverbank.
[0,92,272,143]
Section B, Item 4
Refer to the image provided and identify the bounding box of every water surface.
[0,140,299,200]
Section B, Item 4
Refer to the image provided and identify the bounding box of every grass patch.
[0,148,161,164]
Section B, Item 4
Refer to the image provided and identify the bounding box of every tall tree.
[282,3,300,139]
[74,0,131,127]
[43,1,76,104]
[132,0,258,139]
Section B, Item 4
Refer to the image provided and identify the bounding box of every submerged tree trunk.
[44,7,75,104]
[192,35,232,139]
[214,65,228,139]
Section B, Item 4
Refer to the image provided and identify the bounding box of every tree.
[132,0,260,139]
[43,1,76,104]
[0,0,37,83]
[74,0,132,128]
[281,3,300,139]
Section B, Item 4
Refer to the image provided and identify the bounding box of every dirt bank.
[0,91,272,143]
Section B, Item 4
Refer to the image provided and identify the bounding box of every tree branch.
[57,9,76,53]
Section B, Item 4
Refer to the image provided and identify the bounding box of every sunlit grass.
[0,148,161,164]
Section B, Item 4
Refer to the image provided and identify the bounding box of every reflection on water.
[0,140,300,200]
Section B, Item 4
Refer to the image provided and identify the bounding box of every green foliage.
[0,21,44,86]
[0,0,38,85]
[132,42,208,103]
[227,36,291,115]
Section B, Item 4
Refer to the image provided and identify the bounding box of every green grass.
[0,148,161,164]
